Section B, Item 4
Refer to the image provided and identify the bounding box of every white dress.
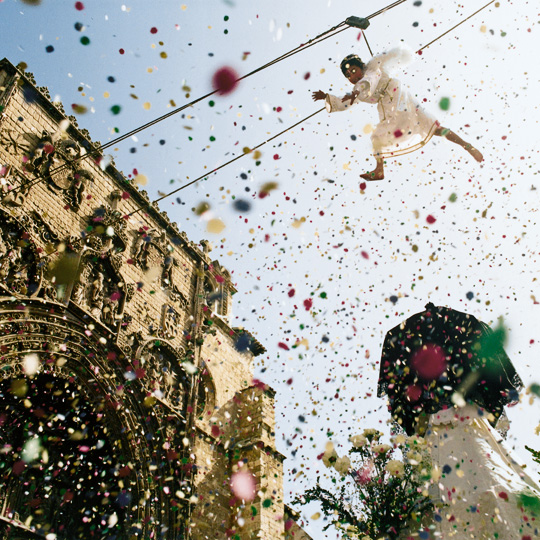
[325,48,439,159]
[421,405,540,539]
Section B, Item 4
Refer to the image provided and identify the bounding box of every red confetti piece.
[498,492,509,500]
[273,154,280,160]
[426,214,436,224]
[150,27,158,34]
[215,274,225,283]
[119,48,125,55]
[288,288,295,297]
[278,342,290,350]
[110,291,122,302]
[359,182,367,191]
[118,466,132,477]
[276,106,282,112]
[394,129,403,138]
[406,384,422,402]
[212,66,239,96]
[303,298,313,310]
[303,72,311,80]
[74,1,84,10]
[411,344,447,381]
[211,425,221,437]
[361,251,369,259]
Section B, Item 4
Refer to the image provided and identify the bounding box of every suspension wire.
[417,0,496,53]
[10,0,411,197]
[16,0,499,265]
[366,0,408,20]
[9,22,348,197]
[363,32,374,57]
[125,108,325,219]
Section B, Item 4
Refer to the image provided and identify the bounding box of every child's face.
[345,65,364,84]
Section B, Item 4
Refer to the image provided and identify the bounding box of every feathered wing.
[366,44,414,75]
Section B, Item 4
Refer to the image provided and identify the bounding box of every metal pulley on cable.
[345,16,370,29]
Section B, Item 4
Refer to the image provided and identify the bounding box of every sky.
[1,0,539,537]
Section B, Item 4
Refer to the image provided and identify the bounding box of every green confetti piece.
[449,192,458,202]
[110,105,121,115]
[439,97,450,110]
[80,36,90,45]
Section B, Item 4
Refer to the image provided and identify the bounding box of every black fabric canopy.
[377,303,523,435]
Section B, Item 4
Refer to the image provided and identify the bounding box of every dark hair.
[340,54,365,77]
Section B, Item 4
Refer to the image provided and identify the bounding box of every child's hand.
[341,90,359,105]
[312,90,327,101]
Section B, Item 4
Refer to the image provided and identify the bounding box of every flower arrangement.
[294,429,433,540]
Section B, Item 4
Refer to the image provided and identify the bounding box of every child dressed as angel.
[312,47,483,180]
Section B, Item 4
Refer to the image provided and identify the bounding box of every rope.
[417,0,496,53]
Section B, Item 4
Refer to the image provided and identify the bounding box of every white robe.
[325,48,439,159]
[409,405,540,539]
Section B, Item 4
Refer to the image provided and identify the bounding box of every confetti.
[212,66,239,96]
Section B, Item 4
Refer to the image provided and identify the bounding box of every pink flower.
[355,462,374,485]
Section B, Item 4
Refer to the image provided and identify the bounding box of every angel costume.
[325,47,440,159]
[379,304,540,539]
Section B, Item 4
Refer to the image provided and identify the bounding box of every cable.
[125,108,325,219]
[363,32,374,57]
[366,0,409,20]
[417,0,496,53]
[9,22,348,197]
[10,0,411,197]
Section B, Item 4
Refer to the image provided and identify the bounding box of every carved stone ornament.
[70,251,127,329]
[160,303,182,340]
[0,129,40,157]
[136,340,189,410]
[33,132,94,211]
[131,227,166,270]
[88,204,128,252]
[1,165,29,207]
[0,209,42,297]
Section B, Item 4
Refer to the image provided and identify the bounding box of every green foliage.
[293,431,433,540]
[525,445,540,467]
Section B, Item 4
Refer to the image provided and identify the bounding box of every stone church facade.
[0,59,309,540]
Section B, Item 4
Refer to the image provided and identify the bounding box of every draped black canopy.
[378,303,523,435]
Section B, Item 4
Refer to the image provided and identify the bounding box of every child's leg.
[360,157,385,181]
[435,126,483,162]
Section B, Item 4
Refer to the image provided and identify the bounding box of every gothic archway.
[0,299,187,540]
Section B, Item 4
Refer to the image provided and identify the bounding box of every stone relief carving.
[70,252,128,329]
[160,304,182,341]
[88,204,128,253]
[33,132,94,211]
[132,227,166,269]
[0,165,28,207]
[137,341,189,410]
[0,210,41,297]
[0,129,39,157]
